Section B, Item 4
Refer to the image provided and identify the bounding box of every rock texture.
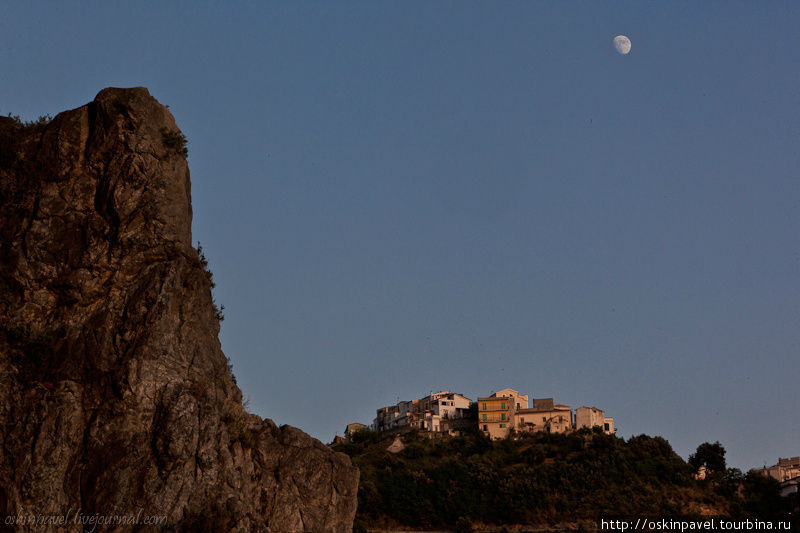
[0,88,358,532]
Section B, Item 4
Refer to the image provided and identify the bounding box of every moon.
[613,35,631,55]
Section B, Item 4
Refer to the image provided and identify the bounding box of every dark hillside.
[334,429,793,531]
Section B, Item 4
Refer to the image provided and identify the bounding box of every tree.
[466,402,478,420]
[689,441,727,473]
[724,467,744,482]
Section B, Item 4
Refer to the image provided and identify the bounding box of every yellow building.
[477,388,529,439]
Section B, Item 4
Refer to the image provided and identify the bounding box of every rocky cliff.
[0,88,358,532]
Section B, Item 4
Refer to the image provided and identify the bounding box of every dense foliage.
[333,429,794,530]
[689,441,727,474]
[160,127,188,159]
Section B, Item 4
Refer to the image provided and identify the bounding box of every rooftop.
[532,398,555,410]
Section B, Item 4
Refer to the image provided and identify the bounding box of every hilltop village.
[342,388,615,441]
[750,456,800,498]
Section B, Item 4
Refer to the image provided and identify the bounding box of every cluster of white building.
[358,387,614,440]
[373,391,473,436]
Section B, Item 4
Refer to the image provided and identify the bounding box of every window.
[520,418,525,423]
[516,403,520,409]
[501,402,506,410]
[500,424,505,428]
[604,423,610,431]
[543,416,547,422]
[483,425,488,431]
[482,414,487,421]
[501,413,506,421]
[482,403,487,411]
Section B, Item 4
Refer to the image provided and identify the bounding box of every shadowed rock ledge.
[0,88,358,532]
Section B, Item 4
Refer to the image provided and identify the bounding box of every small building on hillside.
[516,398,572,434]
[694,466,708,480]
[344,422,367,440]
[575,406,615,434]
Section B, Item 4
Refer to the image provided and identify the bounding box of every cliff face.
[0,88,358,532]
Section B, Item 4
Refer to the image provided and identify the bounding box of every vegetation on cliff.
[333,429,793,530]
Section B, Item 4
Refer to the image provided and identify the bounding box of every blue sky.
[2,2,798,470]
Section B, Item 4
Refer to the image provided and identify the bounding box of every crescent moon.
[614,35,631,55]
